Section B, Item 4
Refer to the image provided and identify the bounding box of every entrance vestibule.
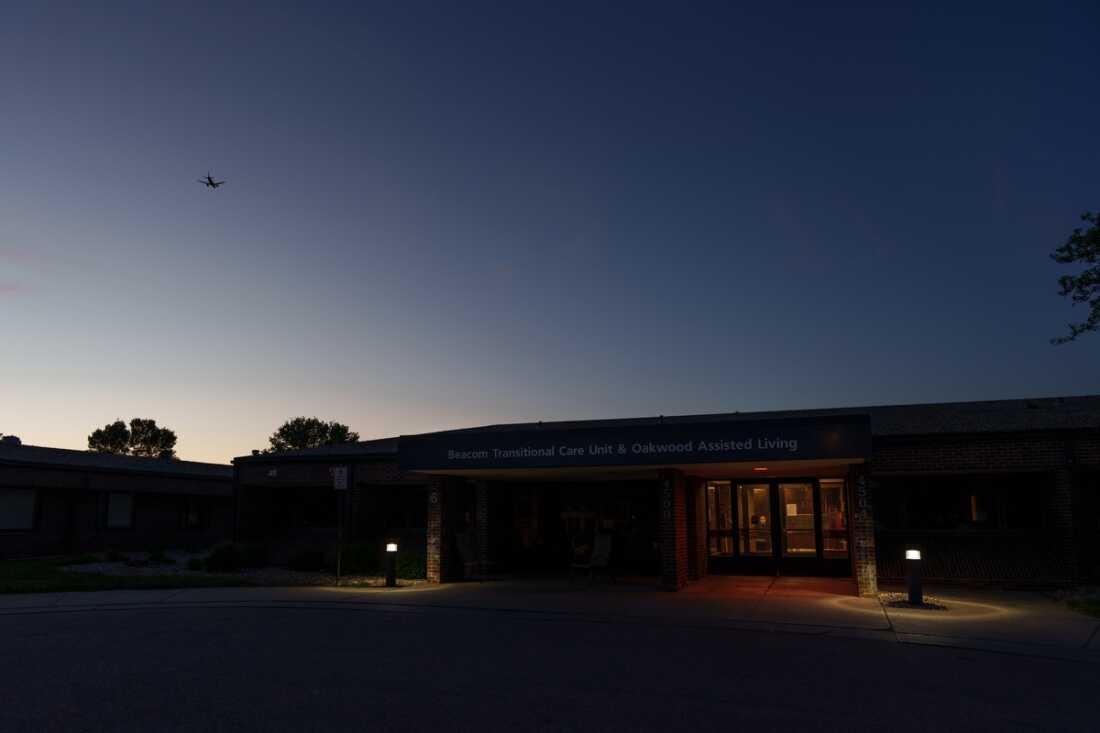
[705,477,852,576]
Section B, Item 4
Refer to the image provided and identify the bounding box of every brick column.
[685,477,707,580]
[849,464,877,597]
[1050,465,1078,583]
[426,477,448,584]
[474,480,490,576]
[658,469,688,591]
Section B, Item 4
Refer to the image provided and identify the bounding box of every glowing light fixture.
[752,466,768,472]
[385,542,398,587]
[906,549,923,604]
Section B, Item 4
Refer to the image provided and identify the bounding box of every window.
[181,497,204,529]
[0,489,36,530]
[736,483,773,556]
[820,479,849,558]
[706,481,734,556]
[106,493,134,529]
[874,474,1042,531]
[780,483,816,556]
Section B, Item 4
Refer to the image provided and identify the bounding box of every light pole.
[905,549,923,605]
[385,542,398,587]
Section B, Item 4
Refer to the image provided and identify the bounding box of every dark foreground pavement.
[1,600,1096,733]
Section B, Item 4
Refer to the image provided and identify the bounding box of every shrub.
[397,552,426,580]
[148,548,173,565]
[186,558,205,571]
[287,548,326,571]
[59,554,100,566]
[105,550,126,563]
[337,542,380,575]
[203,543,241,572]
[238,543,269,568]
[200,543,268,573]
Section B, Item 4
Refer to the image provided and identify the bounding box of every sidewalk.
[2,576,1097,662]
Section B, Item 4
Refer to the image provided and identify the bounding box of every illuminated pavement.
[1,582,1099,732]
[2,577,1096,660]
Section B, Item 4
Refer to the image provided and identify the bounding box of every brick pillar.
[685,477,707,580]
[426,477,448,584]
[1050,465,1077,583]
[849,464,877,597]
[474,480,490,576]
[658,469,688,591]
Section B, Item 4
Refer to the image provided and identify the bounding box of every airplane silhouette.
[198,172,226,188]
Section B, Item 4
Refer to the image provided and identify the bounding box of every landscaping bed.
[878,591,948,611]
[0,555,245,595]
[1056,587,1100,618]
[1,544,429,594]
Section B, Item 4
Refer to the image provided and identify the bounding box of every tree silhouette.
[267,417,360,453]
[1052,210,1100,343]
[88,418,177,458]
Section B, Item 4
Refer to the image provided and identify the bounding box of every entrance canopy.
[399,414,871,479]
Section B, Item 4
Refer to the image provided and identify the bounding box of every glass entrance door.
[736,483,773,557]
[779,483,816,557]
[705,478,852,575]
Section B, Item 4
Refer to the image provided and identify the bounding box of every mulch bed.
[61,552,428,588]
[879,591,948,611]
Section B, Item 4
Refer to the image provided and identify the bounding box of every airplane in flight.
[198,172,226,189]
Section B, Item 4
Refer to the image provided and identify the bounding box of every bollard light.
[385,542,398,587]
[905,548,923,605]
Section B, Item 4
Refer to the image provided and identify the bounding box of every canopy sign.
[398,414,871,471]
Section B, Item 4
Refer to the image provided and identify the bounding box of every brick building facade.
[0,440,233,559]
[233,396,1100,596]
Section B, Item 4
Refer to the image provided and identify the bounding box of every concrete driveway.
[1,580,1099,732]
[2,576,1097,661]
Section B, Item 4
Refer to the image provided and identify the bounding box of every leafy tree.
[88,420,131,454]
[87,418,177,458]
[128,418,178,458]
[267,417,360,453]
[1051,210,1100,344]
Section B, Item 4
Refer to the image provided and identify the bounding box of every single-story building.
[0,437,234,559]
[234,394,1100,594]
[233,395,1100,595]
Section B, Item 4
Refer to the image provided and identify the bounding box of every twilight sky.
[2,2,1099,463]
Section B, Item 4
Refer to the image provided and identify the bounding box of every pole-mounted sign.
[329,465,349,585]
[331,466,348,491]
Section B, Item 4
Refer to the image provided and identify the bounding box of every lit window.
[706,481,734,556]
[820,479,849,559]
[106,493,134,529]
[0,489,36,530]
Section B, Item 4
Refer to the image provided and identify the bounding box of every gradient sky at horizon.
[2,1,1099,464]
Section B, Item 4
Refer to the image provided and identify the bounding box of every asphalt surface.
[1,601,1096,732]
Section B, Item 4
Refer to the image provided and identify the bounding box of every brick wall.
[1,463,233,559]
[849,463,877,596]
[685,477,707,581]
[658,470,688,591]
[426,476,446,583]
[870,432,1100,584]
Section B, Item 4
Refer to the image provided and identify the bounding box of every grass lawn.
[0,556,248,595]
[1068,598,1100,618]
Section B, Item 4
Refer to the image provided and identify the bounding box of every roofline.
[232,450,396,465]
[869,425,1100,441]
[0,456,233,481]
[433,393,1097,435]
[228,394,1100,464]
